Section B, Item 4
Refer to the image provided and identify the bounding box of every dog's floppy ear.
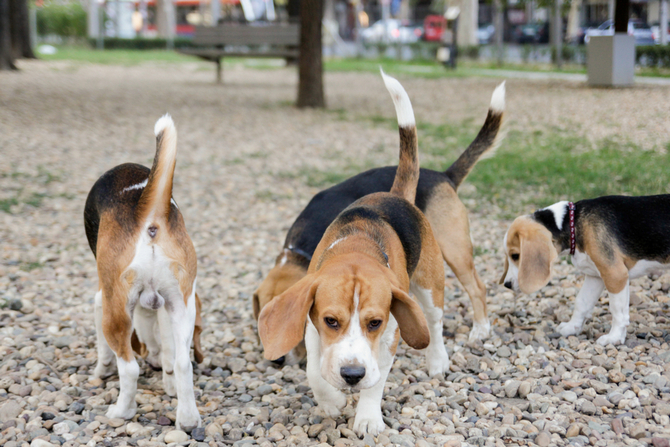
[390,285,430,349]
[258,274,318,361]
[518,234,557,294]
[252,292,261,321]
[499,255,509,285]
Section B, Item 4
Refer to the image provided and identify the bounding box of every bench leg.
[216,58,222,84]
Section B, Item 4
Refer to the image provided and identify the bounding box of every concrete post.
[661,0,668,45]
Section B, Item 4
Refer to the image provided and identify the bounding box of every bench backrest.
[192,24,300,46]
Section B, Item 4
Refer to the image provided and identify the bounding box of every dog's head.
[500,216,558,294]
[253,258,308,320]
[258,253,429,391]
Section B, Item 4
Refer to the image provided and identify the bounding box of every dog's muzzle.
[340,366,366,385]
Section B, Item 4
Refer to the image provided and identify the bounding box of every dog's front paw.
[353,410,386,436]
[557,321,582,337]
[163,371,176,396]
[176,405,201,433]
[597,329,626,347]
[106,403,137,420]
[426,348,450,377]
[468,321,491,342]
[317,393,346,419]
[94,361,116,380]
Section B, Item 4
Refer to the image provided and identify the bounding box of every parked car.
[423,15,446,42]
[651,21,670,43]
[361,19,423,44]
[477,23,495,44]
[584,19,655,45]
[513,22,549,44]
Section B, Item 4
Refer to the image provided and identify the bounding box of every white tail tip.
[490,81,505,113]
[380,68,415,128]
[154,114,175,137]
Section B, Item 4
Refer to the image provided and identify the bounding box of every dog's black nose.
[504,281,513,290]
[271,356,285,365]
[340,366,366,385]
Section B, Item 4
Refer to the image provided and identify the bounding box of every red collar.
[568,202,576,255]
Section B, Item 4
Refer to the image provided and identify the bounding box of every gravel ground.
[2,60,670,447]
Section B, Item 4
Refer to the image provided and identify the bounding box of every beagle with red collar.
[84,115,203,431]
[500,196,670,346]
[258,72,450,436]
[254,82,507,365]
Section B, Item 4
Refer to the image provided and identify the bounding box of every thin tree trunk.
[10,0,35,59]
[0,0,17,70]
[493,0,503,66]
[297,0,325,108]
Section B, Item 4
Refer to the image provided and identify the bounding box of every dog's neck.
[533,201,580,254]
[317,231,390,271]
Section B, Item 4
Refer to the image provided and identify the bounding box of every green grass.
[291,117,670,213]
[0,198,18,213]
[39,46,196,65]
[423,123,670,210]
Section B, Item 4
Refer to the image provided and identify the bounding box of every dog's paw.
[163,371,176,397]
[353,410,386,436]
[596,329,626,347]
[94,361,116,380]
[106,404,137,420]
[316,393,346,419]
[557,321,582,337]
[176,405,201,433]
[426,349,450,377]
[468,321,491,343]
[146,354,162,371]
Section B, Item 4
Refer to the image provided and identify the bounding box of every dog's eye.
[324,317,339,329]
[368,319,383,331]
[511,253,520,262]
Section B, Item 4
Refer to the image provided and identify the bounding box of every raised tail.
[136,114,178,224]
[381,70,419,203]
[445,81,506,190]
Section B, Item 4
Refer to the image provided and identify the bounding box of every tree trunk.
[9,0,35,59]
[493,0,504,66]
[0,0,17,70]
[297,0,325,108]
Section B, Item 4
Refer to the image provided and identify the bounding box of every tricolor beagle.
[258,72,451,436]
[254,82,507,364]
[501,196,670,346]
[84,115,203,431]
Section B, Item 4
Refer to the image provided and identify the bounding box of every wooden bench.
[178,24,300,83]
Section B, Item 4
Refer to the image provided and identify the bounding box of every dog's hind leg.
[163,285,200,432]
[93,290,117,379]
[133,306,162,370]
[424,190,490,342]
[101,288,140,420]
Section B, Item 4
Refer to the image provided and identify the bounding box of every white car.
[361,19,422,44]
[584,19,655,45]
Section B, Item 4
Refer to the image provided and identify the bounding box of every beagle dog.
[500,196,670,346]
[258,72,451,436]
[84,115,203,431]
[254,82,507,364]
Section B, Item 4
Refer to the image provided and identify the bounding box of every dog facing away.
[259,72,450,436]
[254,82,507,364]
[84,115,202,431]
[500,196,670,346]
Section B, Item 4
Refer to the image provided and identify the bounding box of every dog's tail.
[381,70,419,203]
[136,114,178,224]
[445,81,506,190]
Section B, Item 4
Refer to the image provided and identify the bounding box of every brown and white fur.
[501,196,670,346]
[84,115,201,431]
[258,72,449,436]
[254,83,507,365]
